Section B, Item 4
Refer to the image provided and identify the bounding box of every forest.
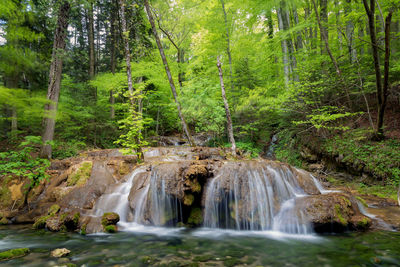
[1,0,400,265]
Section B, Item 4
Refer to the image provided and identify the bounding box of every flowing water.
[1,225,400,266]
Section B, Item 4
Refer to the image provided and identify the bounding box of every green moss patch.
[183,194,194,206]
[104,225,117,233]
[67,161,93,186]
[0,248,30,261]
[188,208,203,226]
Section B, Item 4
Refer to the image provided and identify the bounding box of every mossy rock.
[0,248,30,261]
[101,212,120,226]
[32,215,50,229]
[48,204,60,216]
[80,223,87,235]
[104,225,117,233]
[188,208,203,226]
[0,217,8,225]
[183,194,194,206]
[67,161,93,186]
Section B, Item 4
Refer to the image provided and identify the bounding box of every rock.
[308,164,324,172]
[295,193,371,232]
[46,216,64,232]
[104,225,117,233]
[101,212,120,226]
[0,248,30,261]
[0,217,8,225]
[51,248,70,258]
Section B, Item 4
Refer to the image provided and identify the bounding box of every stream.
[1,225,400,266]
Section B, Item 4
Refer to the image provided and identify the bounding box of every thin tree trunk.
[119,0,134,103]
[266,11,274,39]
[110,0,117,119]
[334,0,343,51]
[41,1,70,159]
[88,2,95,79]
[220,0,234,92]
[362,0,392,138]
[217,56,236,156]
[319,0,328,54]
[345,0,357,63]
[144,0,194,146]
[312,0,352,107]
[292,7,303,50]
[277,8,290,86]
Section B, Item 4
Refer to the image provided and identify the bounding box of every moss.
[101,212,120,226]
[73,212,80,225]
[119,162,130,176]
[104,225,117,233]
[193,254,213,262]
[357,217,371,228]
[355,196,368,207]
[190,181,201,193]
[0,217,8,225]
[223,258,241,267]
[67,161,92,186]
[141,255,157,265]
[334,204,348,225]
[48,204,60,215]
[0,185,12,209]
[188,208,203,225]
[0,248,30,261]
[341,196,352,207]
[80,223,87,235]
[32,215,50,229]
[183,194,194,206]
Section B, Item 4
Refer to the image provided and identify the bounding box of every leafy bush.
[0,136,50,187]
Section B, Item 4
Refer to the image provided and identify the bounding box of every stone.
[0,248,30,261]
[101,212,120,226]
[295,193,371,232]
[51,248,70,258]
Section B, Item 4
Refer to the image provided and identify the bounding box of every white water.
[92,161,327,236]
[203,164,317,234]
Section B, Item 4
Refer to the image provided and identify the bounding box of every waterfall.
[92,155,324,235]
[92,164,183,227]
[203,162,319,234]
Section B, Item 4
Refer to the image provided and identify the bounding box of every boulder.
[101,212,120,226]
[51,248,70,258]
[295,193,371,232]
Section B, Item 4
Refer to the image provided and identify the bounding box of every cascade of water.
[92,166,147,221]
[92,164,183,227]
[203,163,316,234]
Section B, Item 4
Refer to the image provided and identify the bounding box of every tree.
[362,0,393,139]
[41,0,70,158]
[144,0,194,146]
[217,56,236,156]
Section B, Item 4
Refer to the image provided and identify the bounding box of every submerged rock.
[51,248,70,258]
[0,248,30,261]
[102,212,119,233]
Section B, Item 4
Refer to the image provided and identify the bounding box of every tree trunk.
[266,11,274,39]
[88,2,95,79]
[110,0,117,119]
[320,0,328,54]
[144,0,194,146]
[312,0,352,107]
[292,7,303,50]
[362,0,392,138]
[217,56,236,156]
[41,1,70,159]
[220,0,234,92]
[345,0,357,63]
[277,7,290,86]
[119,0,134,103]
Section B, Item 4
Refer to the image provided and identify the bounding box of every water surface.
[1,226,400,266]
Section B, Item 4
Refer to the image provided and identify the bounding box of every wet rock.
[101,212,120,226]
[295,193,371,232]
[51,248,70,258]
[0,248,30,261]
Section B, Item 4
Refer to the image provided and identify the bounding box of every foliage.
[274,130,304,168]
[324,129,400,185]
[0,136,50,187]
